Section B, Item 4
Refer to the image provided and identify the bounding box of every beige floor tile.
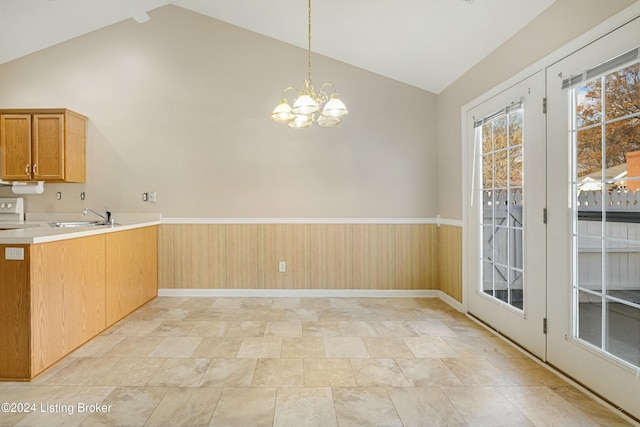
[442,336,518,359]
[387,387,467,427]
[102,336,164,358]
[0,385,62,426]
[180,297,216,310]
[302,321,342,337]
[338,321,379,337]
[188,320,231,337]
[69,335,126,358]
[333,387,402,427]
[104,319,163,336]
[404,336,460,358]
[182,308,224,321]
[281,336,325,358]
[80,386,167,427]
[147,307,191,321]
[225,321,266,337]
[242,297,273,307]
[237,337,282,358]
[146,358,210,387]
[442,386,534,426]
[273,387,337,427]
[148,336,203,358]
[300,298,333,310]
[324,337,370,358]
[271,297,301,309]
[409,320,457,337]
[396,358,463,387]
[350,359,410,387]
[252,358,304,387]
[251,308,286,321]
[44,358,120,386]
[15,386,114,427]
[209,388,276,427]
[199,358,257,387]
[265,321,303,336]
[362,337,414,358]
[372,321,418,337]
[145,387,221,427]
[386,298,424,309]
[149,320,197,336]
[303,359,357,387]
[216,308,256,321]
[212,298,244,308]
[94,358,165,386]
[442,358,515,386]
[551,386,634,427]
[285,308,319,321]
[192,337,243,358]
[496,386,602,427]
[487,357,569,387]
[318,308,353,321]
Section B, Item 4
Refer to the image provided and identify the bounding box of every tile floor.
[0,297,636,427]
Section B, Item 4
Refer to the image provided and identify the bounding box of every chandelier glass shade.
[270,0,348,128]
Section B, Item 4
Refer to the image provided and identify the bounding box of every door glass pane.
[479,106,524,311]
[606,302,640,366]
[604,63,640,121]
[578,290,602,348]
[572,60,640,368]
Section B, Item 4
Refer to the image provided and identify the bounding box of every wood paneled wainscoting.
[158,221,463,300]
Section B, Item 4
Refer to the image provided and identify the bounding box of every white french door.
[546,17,640,419]
[466,71,547,359]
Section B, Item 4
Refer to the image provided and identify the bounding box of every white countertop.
[0,213,161,244]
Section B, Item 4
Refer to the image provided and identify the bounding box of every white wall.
[0,5,438,219]
[436,0,637,220]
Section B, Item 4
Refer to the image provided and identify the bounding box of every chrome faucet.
[83,207,113,224]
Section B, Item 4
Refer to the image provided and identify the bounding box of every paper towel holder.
[11,181,45,195]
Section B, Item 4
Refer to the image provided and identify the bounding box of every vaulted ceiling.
[0,0,556,93]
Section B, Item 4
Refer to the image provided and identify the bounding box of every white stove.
[0,197,25,222]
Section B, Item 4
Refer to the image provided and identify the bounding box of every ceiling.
[0,0,556,94]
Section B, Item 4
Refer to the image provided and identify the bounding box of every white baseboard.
[157,288,464,312]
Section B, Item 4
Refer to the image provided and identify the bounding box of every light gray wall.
[436,0,637,220]
[0,5,438,219]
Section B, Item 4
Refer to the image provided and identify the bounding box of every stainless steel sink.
[49,221,111,228]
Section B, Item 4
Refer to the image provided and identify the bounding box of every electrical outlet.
[278,261,286,273]
[5,247,24,260]
[149,191,157,203]
[56,192,62,200]
[142,192,148,202]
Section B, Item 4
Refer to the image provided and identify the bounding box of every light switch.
[5,247,24,260]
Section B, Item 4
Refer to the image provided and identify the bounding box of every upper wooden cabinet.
[0,109,87,182]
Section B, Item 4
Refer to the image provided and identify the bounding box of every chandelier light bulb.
[270,0,348,129]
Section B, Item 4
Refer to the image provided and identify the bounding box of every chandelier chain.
[307,0,312,85]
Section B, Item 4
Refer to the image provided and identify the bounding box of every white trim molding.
[161,217,463,225]
[157,288,464,312]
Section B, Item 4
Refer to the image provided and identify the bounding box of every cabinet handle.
[33,164,38,176]
[25,164,30,176]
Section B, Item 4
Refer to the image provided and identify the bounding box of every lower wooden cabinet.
[106,226,158,326]
[0,226,158,381]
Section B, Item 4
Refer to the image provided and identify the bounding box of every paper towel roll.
[12,181,44,194]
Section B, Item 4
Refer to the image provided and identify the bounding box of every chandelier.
[270,0,349,128]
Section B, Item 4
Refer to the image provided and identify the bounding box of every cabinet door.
[106,226,158,326]
[32,114,65,180]
[0,114,32,180]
